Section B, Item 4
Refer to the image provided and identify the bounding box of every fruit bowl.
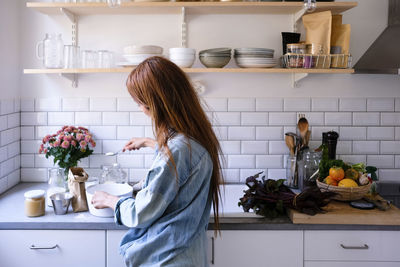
[316,179,371,201]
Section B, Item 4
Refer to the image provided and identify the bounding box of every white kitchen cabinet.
[107,230,127,267]
[0,230,105,267]
[207,230,303,267]
[305,262,400,267]
[304,230,400,262]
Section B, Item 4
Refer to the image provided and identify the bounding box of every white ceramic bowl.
[86,183,132,217]
[170,58,195,68]
[169,47,196,55]
[123,45,163,55]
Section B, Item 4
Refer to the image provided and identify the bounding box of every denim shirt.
[114,134,213,267]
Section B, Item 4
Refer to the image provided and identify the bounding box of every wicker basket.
[316,179,371,201]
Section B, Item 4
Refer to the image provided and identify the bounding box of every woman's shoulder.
[168,133,208,161]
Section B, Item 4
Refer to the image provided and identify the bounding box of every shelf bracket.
[60,8,78,46]
[181,7,187,48]
[291,73,308,88]
[292,8,306,32]
[60,73,78,88]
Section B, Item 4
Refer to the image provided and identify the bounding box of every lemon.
[338,178,358,187]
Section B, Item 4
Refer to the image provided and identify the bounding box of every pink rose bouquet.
[39,126,96,175]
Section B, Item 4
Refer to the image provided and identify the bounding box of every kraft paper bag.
[68,167,89,212]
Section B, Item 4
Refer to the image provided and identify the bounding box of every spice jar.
[286,43,306,54]
[24,190,45,217]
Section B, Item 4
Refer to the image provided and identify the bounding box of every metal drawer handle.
[340,244,369,250]
[30,244,58,250]
[211,237,215,265]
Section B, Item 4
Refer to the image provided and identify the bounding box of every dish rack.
[282,53,352,69]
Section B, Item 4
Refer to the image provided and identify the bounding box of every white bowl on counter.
[86,183,133,218]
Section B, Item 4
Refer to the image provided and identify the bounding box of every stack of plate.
[118,45,163,67]
[234,48,277,68]
[199,48,231,68]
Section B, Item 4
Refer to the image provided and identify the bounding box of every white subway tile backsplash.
[0,147,7,162]
[339,98,366,111]
[381,113,400,126]
[103,112,129,126]
[380,141,400,154]
[35,154,55,168]
[117,126,145,140]
[14,155,20,170]
[7,142,19,158]
[228,98,255,111]
[269,113,296,126]
[227,155,255,168]
[130,112,152,126]
[35,98,61,111]
[62,98,89,111]
[75,112,102,125]
[92,140,102,154]
[337,141,352,154]
[222,169,240,183]
[269,141,288,155]
[48,112,74,125]
[339,127,366,140]
[144,126,155,139]
[220,141,241,154]
[21,98,34,112]
[241,112,268,125]
[395,156,400,168]
[241,141,268,155]
[353,141,379,154]
[256,127,283,140]
[21,154,34,168]
[14,99,20,113]
[338,155,366,164]
[203,98,227,112]
[0,116,7,131]
[297,112,324,126]
[1,128,19,146]
[7,169,20,188]
[102,140,127,154]
[396,127,400,140]
[267,169,286,180]
[21,112,47,126]
[213,127,228,140]
[21,140,42,154]
[311,126,339,140]
[256,98,283,112]
[7,113,20,128]
[284,98,310,112]
[239,169,266,182]
[129,169,149,183]
[379,169,400,182]
[367,155,394,168]
[90,97,116,111]
[256,155,282,168]
[117,98,140,112]
[144,154,154,168]
[89,154,116,168]
[353,112,380,126]
[117,154,144,168]
[1,99,14,115]
[21,168,47,182]
[367,127,394,140]
[228,127,255,140]
[0,177,7,194]
[214,112,240,126]
[90,126,117,140]
[325,112,352,126]
[36,126,61,139]
[367,98,394,112]
[311,98,338,112]
[396,98,400,112]
[1,158,14,177]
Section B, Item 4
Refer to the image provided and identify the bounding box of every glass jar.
[286,43,306,54]
[24,190,45,217]
[100,163,127,184]
[285,156,298,189]
[36,33,64,69]
[302,151,321,187]
[47,168,67,207]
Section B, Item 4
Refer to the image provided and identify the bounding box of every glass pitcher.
[36,33,64,68]
[100,163,127,184]
[47,167,67,207]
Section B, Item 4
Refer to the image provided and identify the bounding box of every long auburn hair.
[126,56,224,231]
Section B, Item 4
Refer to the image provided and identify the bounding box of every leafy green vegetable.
[318,159,350,180]
[352,162,366,173]
[366,166,378,181]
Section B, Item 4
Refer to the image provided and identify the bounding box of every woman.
[92,56,223,266]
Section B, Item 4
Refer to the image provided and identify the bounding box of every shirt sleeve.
[114,156,181,228]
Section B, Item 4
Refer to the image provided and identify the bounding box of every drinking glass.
[304,0,316,12]
[107,0,121,7]
[63,45,80,68]
[81,50,97,68]
[97,50,113,68]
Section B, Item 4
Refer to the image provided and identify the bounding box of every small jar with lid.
[286,43,306,54]
[24,190,45,217]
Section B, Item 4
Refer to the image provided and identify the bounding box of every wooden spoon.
[297,117,309,146]
[285,135,295,156]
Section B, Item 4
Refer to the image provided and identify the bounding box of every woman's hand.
[91,191,119,210]
[123,137,156,152]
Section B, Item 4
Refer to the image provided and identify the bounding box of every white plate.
[116,62,137,67]
[236,62,277,68]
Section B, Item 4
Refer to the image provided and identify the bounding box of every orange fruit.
[325,176,338,186]
[329,167,345,181]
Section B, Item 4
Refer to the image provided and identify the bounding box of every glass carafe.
[36,34,64,68]
[47,167,67,207]
[100,164,127,184]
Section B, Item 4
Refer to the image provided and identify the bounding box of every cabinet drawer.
[0,230,105,267]
[107,230,126,267]
[305,231,400,261]
[305,261,400,267]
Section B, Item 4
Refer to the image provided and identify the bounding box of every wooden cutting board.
[288,200,400,225]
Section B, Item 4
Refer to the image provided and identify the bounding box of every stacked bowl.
[122,45,163,66]
[234,48,277,68]
[169,48,196,68]
[199,48,231,68]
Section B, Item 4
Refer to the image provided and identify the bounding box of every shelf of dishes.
[23,68,355,74]
[27,1,357,15]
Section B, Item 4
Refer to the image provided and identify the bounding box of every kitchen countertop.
[1,183,399,231]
